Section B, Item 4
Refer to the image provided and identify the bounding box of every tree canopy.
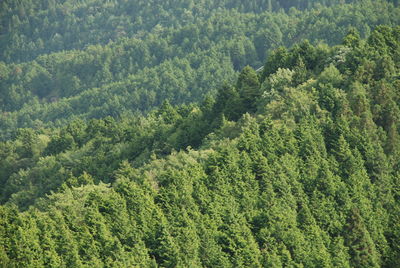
[1,1,400,267]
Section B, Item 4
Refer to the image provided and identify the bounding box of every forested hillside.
[0,0,381,63]
[1,23,400,266]
[1,0,400,267]
[1,0,400,140]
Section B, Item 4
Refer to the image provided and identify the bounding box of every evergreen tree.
[345,207,380,268]
[236,66,261,114]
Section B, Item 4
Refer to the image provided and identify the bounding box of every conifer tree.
[345,207,380,268]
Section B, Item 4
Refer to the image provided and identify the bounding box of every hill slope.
[1,26,400,267]
[1,0,400,140]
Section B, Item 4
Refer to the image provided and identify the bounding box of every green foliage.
[236,66,261,113]
[1,1,400,140]
[0,3,400,267]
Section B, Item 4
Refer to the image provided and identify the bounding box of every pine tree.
[345,207,380,268]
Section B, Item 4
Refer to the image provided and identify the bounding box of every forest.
[1,0,400,267]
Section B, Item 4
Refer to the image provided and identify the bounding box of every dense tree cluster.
[0,0,375,63]
[1,25,400,267]
[1,0,400,140]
